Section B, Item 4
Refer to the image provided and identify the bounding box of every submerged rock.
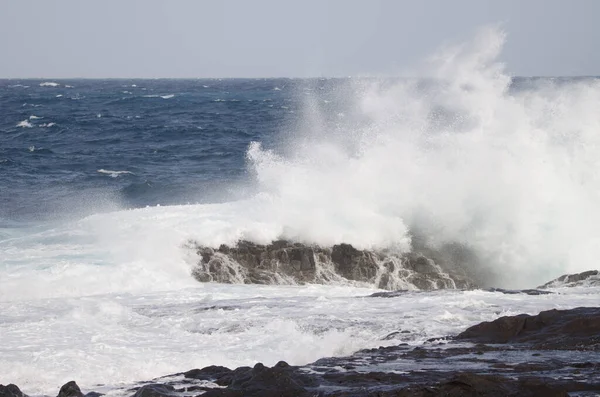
[538,270,600,288]
[190,240,478,290]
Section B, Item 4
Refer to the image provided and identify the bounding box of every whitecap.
[56,95,63,98]
[97,169,134,178]
[29,115,42,120]
[39,82,59,87]
[39,123,56,128]
[161,94,175,99]
[16,120,33,128]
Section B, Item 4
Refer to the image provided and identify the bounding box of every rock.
[184,365,232,381]
[57,382,83,397]
[484,288,554,295]
[202,362,315,397]
[131,384,176,397]
[538,270,600,288]
[0,384,27,397]
[457,307,600,349]
[392,373,569,397]
[190,240,478,290]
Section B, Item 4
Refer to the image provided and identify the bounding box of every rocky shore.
[3,270,599,397]
[189,240,483,290]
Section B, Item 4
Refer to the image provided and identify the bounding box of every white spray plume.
[246,26,600,287]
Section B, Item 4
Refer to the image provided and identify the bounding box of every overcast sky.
[1,0,598,78]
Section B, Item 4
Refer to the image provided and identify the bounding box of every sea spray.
[246,26,600,287]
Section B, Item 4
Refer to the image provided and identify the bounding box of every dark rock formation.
[131,384,177,397]
[457,306,600,349]
[190,240,478,290]
[0,384,27,397]
[57,381,83,397]
[484,288,554,295]
[538,270,600,288]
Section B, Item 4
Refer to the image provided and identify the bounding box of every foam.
[97,169,134,178]
[243,27,600,287]
[16,120,33,128]
[40,81,59,87]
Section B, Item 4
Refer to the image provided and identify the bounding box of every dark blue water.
[0,79,314,222]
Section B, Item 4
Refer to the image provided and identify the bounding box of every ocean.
[1,36,600,395]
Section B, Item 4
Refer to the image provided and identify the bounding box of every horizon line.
[1,75,599,80]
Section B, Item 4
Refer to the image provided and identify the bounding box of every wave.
[39,82,59,87]
[97,169,134,178]
[16,120,33,128]
[3,26,600,299]
[29,115,42,120]
[242,26,600,287]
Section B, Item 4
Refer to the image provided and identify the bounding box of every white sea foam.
[39,122,56,128]
[40,81,59,87]
[161,94,175,99]
[243,26,600,287]
[16,120,33,128]
[97,169,134,178]
[29,115,42,120]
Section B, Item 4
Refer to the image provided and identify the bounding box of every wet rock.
[457,307,600,349]
[0,384,28,397]
[538,270,600,288]
[484,288,554,295]
[132,384,177,397]
[202,362,315,397]
[57,382,83,397]
[184,365,232,381]
[190,240,478,290]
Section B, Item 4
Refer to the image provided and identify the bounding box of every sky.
[0,0,599,78]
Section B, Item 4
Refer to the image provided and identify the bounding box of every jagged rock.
[538,270,600,288]
[191,240,478,290]
[132,384,177,397]
[0,384,27,397]
[57,382,83,397]
[201,361,316,397]
[457,307,600,349]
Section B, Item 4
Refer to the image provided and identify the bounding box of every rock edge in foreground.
[6,306,599,397]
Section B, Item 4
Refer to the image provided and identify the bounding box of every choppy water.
[1,28,599,395]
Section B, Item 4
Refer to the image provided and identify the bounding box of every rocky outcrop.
[456,306,600,349]
[0,385,27,397]
[57,381,84,397]
[190,240,478,290]
[538,270,600,288]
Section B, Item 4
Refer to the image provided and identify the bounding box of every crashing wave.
[39,82,59,87]
[188,240,478,290]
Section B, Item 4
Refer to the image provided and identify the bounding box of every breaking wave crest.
[243,27,600,287]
